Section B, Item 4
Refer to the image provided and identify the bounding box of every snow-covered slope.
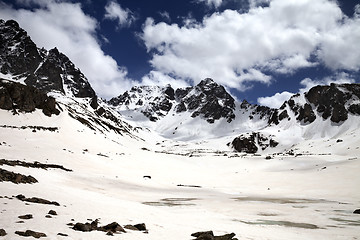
[109,79,274,141]
[1,105,360,240]
[109,77,360,155]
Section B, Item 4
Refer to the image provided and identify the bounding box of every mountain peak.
[199,78,216,85]
[0,19,96,102]
[109,79,236,123]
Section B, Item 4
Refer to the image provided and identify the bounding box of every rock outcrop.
[109,78,236,123]
[0,80,60,116]
[231,132,279,153]
[0,19,96,100]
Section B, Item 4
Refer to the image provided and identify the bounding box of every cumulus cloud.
[318,15,360,71]
[195,0,223,8]
[257,91,294,108]
[249,0,270,9]
[0,0,133,99]
[104,1,136,28]
[141,71,189,89]
[258,71,356,108]
[158,11,171,22]
[141,0,359,92]
[300,72,356,92]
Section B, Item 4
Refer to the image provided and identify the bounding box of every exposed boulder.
[99,222,126,233]
[18,214,33,220]
[191,231,237,240]
[73,222,93,232]
[133,223,147,231]
[231,132,279,153]
[15,230,47,238]
[232,134,258,154]
[73,220,128,235]
[0,80,60,116]
[48,210,57,216]
[0,159,72,172]
[0,229,7,236]
[0,168,38,184]
[16,194,60,206]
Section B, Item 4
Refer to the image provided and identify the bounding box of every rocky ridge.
[109,78,236,123]
[0,19,96,101]
[269,83,360,125]
[1,19,360,153]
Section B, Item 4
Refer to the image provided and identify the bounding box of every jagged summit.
[0,19,96,100]
[1,18,360,151]
[109,78,236,124]
[268,83,360,126]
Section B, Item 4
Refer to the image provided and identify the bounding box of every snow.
[0,105,359,240]
[0,73,27,85]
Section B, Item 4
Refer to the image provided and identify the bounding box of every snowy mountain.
[0,19,138,140]
[0,19,96,101]
[109,76,360,153]
[108,78,236,123]
[1,19,360,240]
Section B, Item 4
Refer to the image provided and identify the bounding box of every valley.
[0,18,360,239]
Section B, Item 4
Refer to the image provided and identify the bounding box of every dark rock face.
[0,168,38,184]
[109,78,236,123]
[15,230,47,238]
[0,80,60,116]
[175,79,236,123]
[109,85,175,122]
[231,132,279,153]
[305,83,356,123]
[270,83,360,125]
[296,103,316,123]
[0,19,96,99]
[232,134,258,154]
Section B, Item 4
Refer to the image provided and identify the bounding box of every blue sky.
[1,0,359,107]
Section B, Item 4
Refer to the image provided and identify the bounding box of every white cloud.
[158,11,171,22]
[258,71,356,108]
[249,0,270,9]
[0,0,133,99]
[142,0,359,92]
[195,0,223,8]
[141,71,189,89]
[318,16,360,71]
[257,91,294,108]
[104,1,136,28]
[300,72,356,92]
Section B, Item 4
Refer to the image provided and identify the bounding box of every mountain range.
[1,19,360,240]
[1,18,360,151]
